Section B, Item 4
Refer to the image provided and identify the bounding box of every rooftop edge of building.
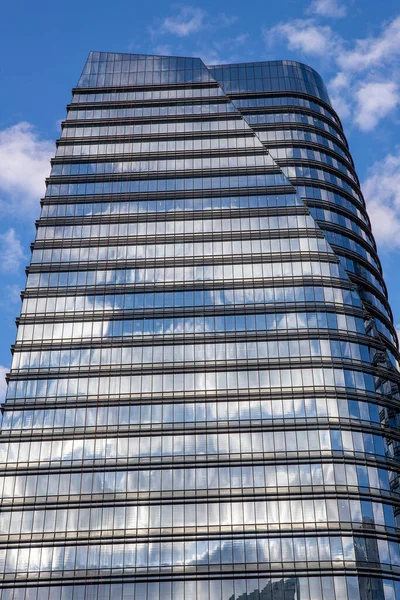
[76,51,331,106]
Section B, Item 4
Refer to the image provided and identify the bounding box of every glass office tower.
[1,52,400,599]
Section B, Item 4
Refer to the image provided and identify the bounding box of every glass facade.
[1,52,400,599]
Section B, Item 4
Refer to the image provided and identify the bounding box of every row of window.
[35,221,373,282]
[0,429,392,468]
[371,318,395,348]
[31,235,379,291]
[7,367,394,403]
[55,134,262,157]
[24,274,388,347]
[11,338,376,373]
[37,223,375,290]
[309,205,373,247]
[84,55,309,75]
[31,236,330,265]
[258,129,351,163]
[45,173,290,197]
[340,254,385,296]
[15,310,365,343]
[36,214,314,240]
[234,94,339,123]
[79,72,325,99]
[26,260,343,290]
[82,56,319,81]
[210,77,330,103]
[70,90,335,121]
[64,98,340,134]
[245,112,345,145]
[60,119,249,139]
[40,193,301,218]
[358,289,392,327]
[50,153,274,177]
[0,575,388,600]
[325,231,380,273]
[299,185,367,225]
[71,87,225,104]
[20,285,362,315]
[0,462,392,500]
[40,191,367,235]
[346,285,392,330]
[1,396,385,433]
[66,102,238,121]
[82,54,204,72]
[211,60,325,83]
[270,146,356,183]
[283,165,360,202]
[0,497,396,537]
[0,534,395,574]
[78,68,212,89]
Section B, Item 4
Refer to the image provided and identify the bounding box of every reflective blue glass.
[1,51,399,597]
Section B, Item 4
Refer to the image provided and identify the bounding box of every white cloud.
[200,33,250,65]
[0,122,53,215]
[337,16,400,72]
[265,19,337,56]
[217,15,238,28]
[328,72,352,119]
[159,6,206,37]
[334,29,400,128]
[0,229,25,272]
[150,6,238,42]
[354,81,399,131]
[264,15,400,131]
[362,150,400,249]
[198,49,224,66]
[153,44,174,56]
[308,0,347,18]
[3,284,21,305]
[0,366,8,404]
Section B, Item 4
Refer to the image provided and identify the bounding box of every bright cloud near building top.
[0,229,25,273]
[264,14,400,134]
[0,122,53,217]
[265,19,339,56]
[363,150,400,250]
[354,82,399,131]
[159,6,206,37]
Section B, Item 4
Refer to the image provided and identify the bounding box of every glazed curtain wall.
[1,52,400,599]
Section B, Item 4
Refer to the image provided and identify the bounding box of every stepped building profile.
[1,52,400,599]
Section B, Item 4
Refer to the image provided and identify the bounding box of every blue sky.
[0,0,399,398]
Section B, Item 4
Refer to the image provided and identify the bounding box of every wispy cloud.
[150,5,238,43]
[362,149,400,249]
[264,15,400,131]
[264,19,339,57]
[153,44,174,56]
[199,33,250,65]
[0,122,53,216]
[307,0,347,19]
[0,229,25,272]
[158,6,206,37]
[148,6,247,66]
[3,284,21,305]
